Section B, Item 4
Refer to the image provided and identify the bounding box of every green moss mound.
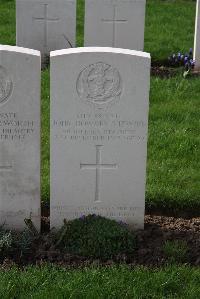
[57,215,136,259]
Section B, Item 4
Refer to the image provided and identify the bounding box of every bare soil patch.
[151,66,177,78]
[1,215,200,268]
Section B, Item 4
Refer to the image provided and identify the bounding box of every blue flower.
[168,48,194,72]
[189,59,195,66]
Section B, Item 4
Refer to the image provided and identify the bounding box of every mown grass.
[0,265,199,298]
[147,75,200,211]
[0,0,15,46]
[0,0,199,210]
[145,0,196,63]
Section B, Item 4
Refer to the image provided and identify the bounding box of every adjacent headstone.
[51,47,150,230]
[16,0,76,66]
[194,0,200,70]
[84,0,146,50]
[0,45,41,230]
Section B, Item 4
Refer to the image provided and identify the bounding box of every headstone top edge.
[0,45,41,57]
[50,47,151,59]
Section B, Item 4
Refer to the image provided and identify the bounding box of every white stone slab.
[84,0,146,50]
[0,45,41,230]
[194,0,200,70]
[50,47,150,230]
[16,0,76,65]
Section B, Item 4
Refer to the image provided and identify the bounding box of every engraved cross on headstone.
[80,145,117,202]
[33,4,60,50]
[102,5,127,47]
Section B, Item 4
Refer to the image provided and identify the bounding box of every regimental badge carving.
[0,66,13,105]
[77,62,122,109]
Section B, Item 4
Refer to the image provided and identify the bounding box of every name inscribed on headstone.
[53,113,146,142]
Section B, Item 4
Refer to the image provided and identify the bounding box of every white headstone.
[84,0,146,50]
[50,47,150,230]
[16,0,76,65]
[194,0,200,70]
[0,45,41,230]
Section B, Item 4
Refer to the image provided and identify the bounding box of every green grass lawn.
[145,0,196,63]
[147,75,200,211]
[0,0,199,211]
[0,265,199,298]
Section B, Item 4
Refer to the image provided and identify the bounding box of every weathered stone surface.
[50,47,150,230]
[84,0,146,50]
[16,0,76,66]
[0,45,41,230]
[194,0,200,70]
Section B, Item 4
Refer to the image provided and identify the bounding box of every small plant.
[56,214,136,259]
[163,240,188,264]
[0,227,13,254]
[0,222,35,258]
[168,48,195,77]
[14,229,34,255]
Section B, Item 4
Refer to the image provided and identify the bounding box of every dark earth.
[1,214,200,269]
[151,65,200,78]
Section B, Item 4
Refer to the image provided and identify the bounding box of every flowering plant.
[168,48,195,77]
